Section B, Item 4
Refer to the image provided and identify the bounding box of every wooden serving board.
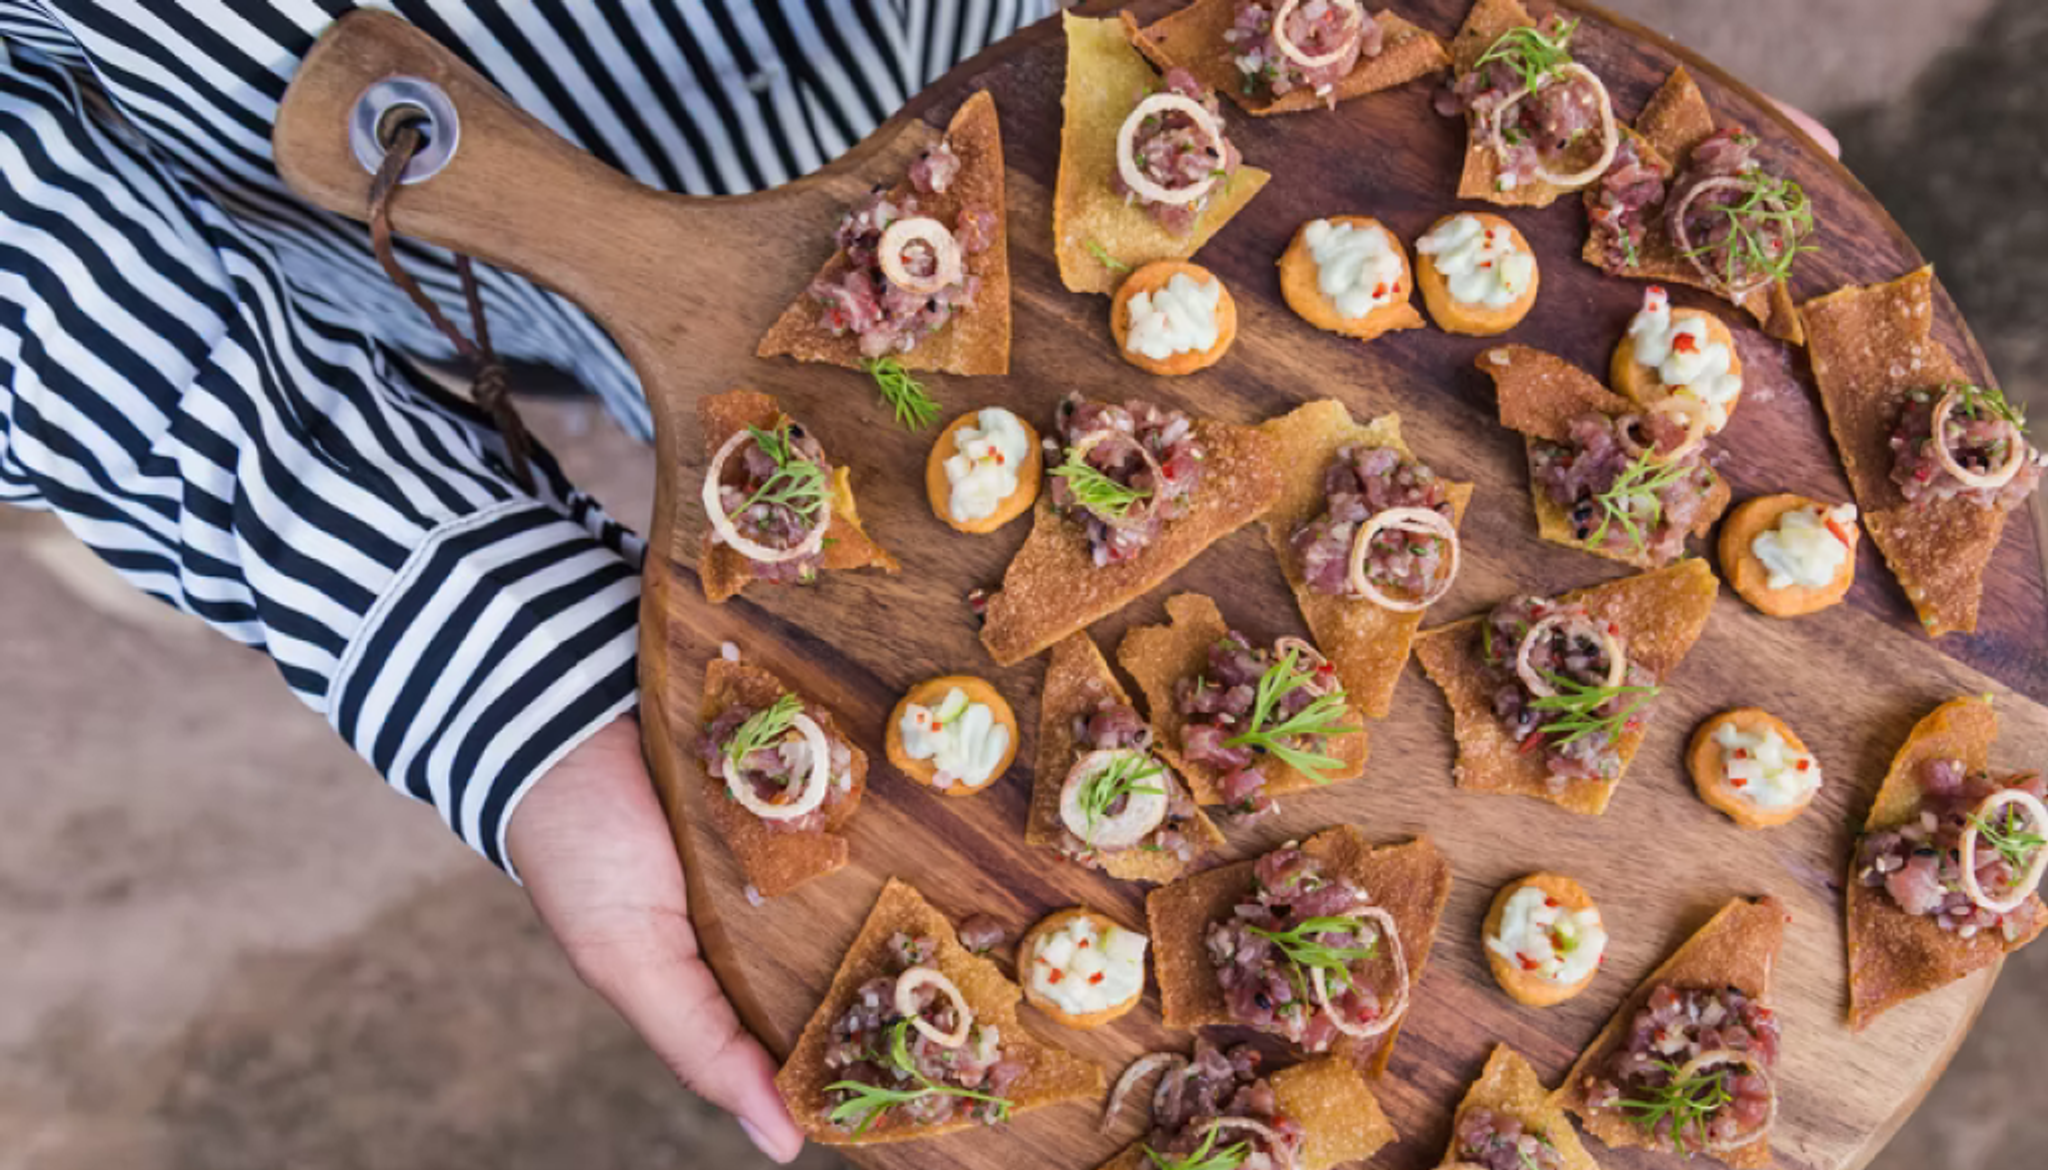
[272,5,2048,1170]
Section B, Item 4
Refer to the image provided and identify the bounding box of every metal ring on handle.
[348,76,460,184]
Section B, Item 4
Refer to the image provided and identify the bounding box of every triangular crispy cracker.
[1259,401,1475,717]
[776,878,1105,1145]
[1477,345,1731,569]
[1845,696,2045,1029]
[1117,592,1370,804]
[1122,2,1448,117]
[1054,13,1271,294]
[1801,267,2014,637]
[1557,896,1789,1169]
[697,390,899,603]
[1413,558,1719,814]
[1442,1045,1598,1170]
[980,416,1282,665]
[1096,1054,1397,1170]
[1146,827,1452,1076]
[693,656,865,899]
[757,90,1011,374]
[1025,630,1224,883]
[1447,0,1573,208]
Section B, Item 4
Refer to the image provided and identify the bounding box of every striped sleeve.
[0,39,640,876]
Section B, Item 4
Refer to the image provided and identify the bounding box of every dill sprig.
[1474,17,1579,97]
[1616,1059,1735,1155]
[1076,751,1167,842]
[1051,447,1153,520]
[1144,1126,1250,1170]
[1945,381,2028,431]
[1585,448,1700,553]
[1246,915,1379,981]
[1085,238,1133,274]
[1679,168,1817,292]
[1223,648,1357,779]
[1527,672,1660,749]
[739,422,832,525]
[722,693,802,768]
[825,1019,1014,1137]
[862,357,941,430]
[1968,801,2046,875]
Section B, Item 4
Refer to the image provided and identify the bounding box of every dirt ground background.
[4,3,2044,1168]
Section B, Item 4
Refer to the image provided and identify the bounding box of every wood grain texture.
[269,5,2048,1170]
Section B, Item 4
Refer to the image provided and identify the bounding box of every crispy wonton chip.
[1448,0,1575,209]
[1413,558,1718,814]
[776,878,1104,1144]
[1121,1,1448,117]
[1096,1054,1397,1170]
[757,91,1011,373]
[1442,1045,1598,1170]
[1054,13,1271,294]
[1147,826,1451,1076]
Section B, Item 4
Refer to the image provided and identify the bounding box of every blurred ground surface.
[4,3,2044,1169]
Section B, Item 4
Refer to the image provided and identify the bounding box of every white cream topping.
[1028,915,1148,1016]
[1626,287,1743,431]
[1751,503,1857,591]
[1124,272,1223,361]
[1486,886,1606,986]
[897,687,1010,790]
[1712,721,1821,810]
[1416,214,1536,310]
[1305,218,1405,319]
[942,408,1031,522]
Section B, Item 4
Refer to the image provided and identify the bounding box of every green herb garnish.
[1584,448,1701,553]
[1076,751,1167,843]
[1051,448,1153,520]
[738,422,832,525]
[722,693,802,768]
[1944,381,2028,431]
[1678,169,1817,293]
[1968,802,2046,875]
[1245,915,1379,979]
[1143,1126,1250,1170]
[1222,648,1357,779]
[1085,239,1133,274]
[1616,1059,1735,1155]
[1527,672,1660,749]
[1474,17,1580,97]
[825,1019,1014,1137]
[862,357,940,430]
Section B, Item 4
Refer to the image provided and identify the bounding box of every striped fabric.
[0,0,1053,874]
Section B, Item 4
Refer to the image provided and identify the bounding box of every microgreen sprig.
[1223,648,1357,779]
[1051,447,1153,520]
[1679,169,1817,292]
[863,357,941,430]
[1585,448,1701,553]
[1085,238,1133,274]
[1527,672,1660,749]
[1616,1059,1734,1155]
[1143,1127,1250,1170]
[825,1019,1014,1137]
[738,421,832,525]
[722,693,802,768]
[1246,915,1379,978]
[1077,751,1167,842]
[1945,381,2028,431]
[1474,17,1579,97]
[1968,802,2046,875]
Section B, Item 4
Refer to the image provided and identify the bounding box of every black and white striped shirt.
[0,0,1054,874]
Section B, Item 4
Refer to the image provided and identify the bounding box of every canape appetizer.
[1025,631,1225,883]
[759,91,1011,374]
[1054,14,1271,294]
[1483,873,1607,1007]
[1689,708,1822,828]
[1479,344,1731,569]
[1846,696,2045,1028]
[979,393,1281,665]
[1414,559,1718,815]
[697,389,898,603]
[1439,1,1620,207]
[1719,494,1860,617]
[1124,0,1449,117]
[1112,261,1238,375]
[1277,215,1425,342]
[776,879,1103,1145]
[1414,212,1539,335]
[927,407,1041,534]
[1147,826,1451,1074]
[1611,286,1743,432]
[1560,896,1787,1168]
[1802,267,2044,635]
[1118,593,1369,817]
[694,646,866,899]
[886,675,1018,796]
[1442,1045,1600,1170]
[1019,908,1149,1029]
[1259,402,1472,717]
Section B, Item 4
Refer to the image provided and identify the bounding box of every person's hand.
[1768,98,1841,160]
[507,713,804,1163]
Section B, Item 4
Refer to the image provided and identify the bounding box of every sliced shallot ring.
[1066,429,1166,530]
[722,711,832,821]
[1670,175,1786,299]
[1673,1048,1777,1154]
[877,215,964,296]
[1308,905,1409,1040]
[1273,636,1338,697]
[1344,507,1460,612]
[1059,749,1171,850]
[1647,394,1711,464]
[1515,613,1626,699]
[1483,63,1618,190]
[701,427,829,565]
[1116,94,1225,207]
[893,966,973,1048]
[1100,1052,1186,1133]
[1201,1117,1303,1170]
[1959,788,2048,913]
[1270,0,1365,70]
[1931,387,2028,491]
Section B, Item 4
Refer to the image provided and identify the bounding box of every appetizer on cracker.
[1277,215,1425,342]
[928,407,1041,533]
[1260,401,1472,717]
[1482,872,1607,1007]
[979,393,1281,665]
[1689,707,1822,828]
[1055,14,1271,294]
[698,389,898,603]
[1147,826,1451,1072]
[1719,494,1861,617]
[1560,896,1788,1167]
[694,648,865,900]
[1479,344,1730,569]
[1613,286,1743,432]
[886,675,1017,796]
[1413,559,1717,814]
[1846,696,2045,1029]
[777,879,1103,1144]
[1414,211,1539,335]
[1439,2,1619,206]
[1026,631,1225,882]
[1801,267,2044,635]
[1113,261,1238,375]
[1125,0,1448,116]
[1019,907,1149,1029]
[759,91,1010,374]
[1443,1044,1600,1170]
[1119,593,1369,817]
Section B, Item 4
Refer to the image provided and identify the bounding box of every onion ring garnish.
[893,966,973,1048]
[1273,636,1339,698]
[1270,0,1364,70]
[1673,1048,1777,1154]
[1647,394,1711,464]
[1344,506,1460,612]
[1931,387,2028,491]
[1059,749,1171,849]
[1308,905,1409,1040]
[722,711,832,821]
[1100,1052,1186,1133]
[1515,613,1626,699]
[1116,94,1225,207]
[1065,429,1167,530]
[701,427,829,565]
[877,216,964,296]
[1670,175,1796,299]
[1959,788,2048,913]
[1201,1117,1303,1170]
[1483,63,1618,190]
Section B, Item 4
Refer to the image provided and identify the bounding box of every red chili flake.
[1826,518,1854,547]
[1078,938,1090,948]
[1373,282,1388,298]
[1519,732,1547,755]
[1519,954,1539,971]
[994,451,1006,465]
[1673,332,1700,354]
[1088,972,1105,985]
[1797,759,1812,771]
[1480,260,1493,269]
[1048,969,1064,984]
[1607,622,1620,635]
[1544,898,1559,909]
[1734,748,1749,759]
[1732,777,1748,788]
